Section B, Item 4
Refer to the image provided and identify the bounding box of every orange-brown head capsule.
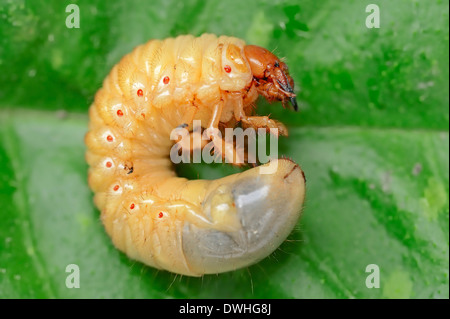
[244,45,298,111]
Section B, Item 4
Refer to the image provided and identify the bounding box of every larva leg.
[178,106,198,128]
[207,102,224,130]
[174,130,208,155]
[233,94,288,136]
[209,135,246,165]
[174,104,244,164]
[206,102,245,164]
[232,93,246,121]
[241,116,289,137]
[173,105,202,156]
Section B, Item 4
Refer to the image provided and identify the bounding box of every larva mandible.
[85,34,306,276]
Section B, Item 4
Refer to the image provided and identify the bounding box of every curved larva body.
[85,34,305,276]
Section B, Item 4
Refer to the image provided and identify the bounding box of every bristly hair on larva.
[85,33,306,276]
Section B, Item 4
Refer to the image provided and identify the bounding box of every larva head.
[244,45,298,111]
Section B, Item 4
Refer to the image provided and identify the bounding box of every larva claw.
[182,159,305,275]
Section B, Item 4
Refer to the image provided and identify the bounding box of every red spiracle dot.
[224,65,231,73]
[113,185,119,191]
[137,89,143,97]
[158,212,163,218]
[117,109,123,117]
[130,203,135,210]
[163,76,170,84]
[105,161,112,168]
[106,135,114,142]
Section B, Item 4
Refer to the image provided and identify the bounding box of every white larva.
[85,34,306,276]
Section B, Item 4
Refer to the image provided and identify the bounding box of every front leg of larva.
[231,93,289,137]
[205,101,246,164]
[241,116,289,137]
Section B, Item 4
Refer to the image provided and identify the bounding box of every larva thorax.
[110,35,252,121]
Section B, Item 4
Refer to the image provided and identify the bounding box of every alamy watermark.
[65,264,80,288]
[65,4,80,28]
[170,120,279,174]
[366,4,380,29]
[365,264,380,288]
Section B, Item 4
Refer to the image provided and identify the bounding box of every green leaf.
[0,0,448,298]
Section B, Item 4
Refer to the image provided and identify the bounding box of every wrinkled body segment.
[85,34,305,276]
